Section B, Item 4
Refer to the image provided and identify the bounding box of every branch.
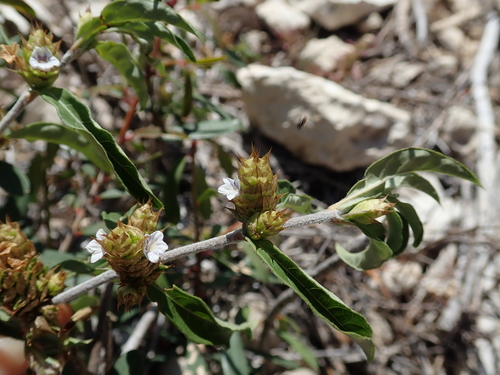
[0,90,38,135]
[51,209,343,304]
[51,269,118,305]
[471,10,500,218]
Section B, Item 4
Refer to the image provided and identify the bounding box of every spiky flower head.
[0,27,61,89]
[342,198,395,225]
[85,203,168,310]
[229,148,281,222]
[0,219,67,320]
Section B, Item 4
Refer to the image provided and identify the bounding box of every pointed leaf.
[0,0,36,18]
[95,41,148,109]
[386,173,440,203]
[146,22,196,62]
[335,239,393,271]
[278,331,319,371]
[351,221,385,241]
[277,193,313,214]
[8,122,111,172]
[36,87,162,208]
[0,160,30,196]
[246,237,375,361]
[162,156,187,224]
[385,211,404,254]
[101,0,203,41]
[391,198,424,247]
[335,148,481,211]
[147,284,252,347]
[221,333,250,375]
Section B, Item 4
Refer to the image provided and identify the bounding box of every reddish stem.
[118,96,139,145]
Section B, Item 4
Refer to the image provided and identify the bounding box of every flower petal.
[217,177,240,200]
[29,46,60,72]
[143,231,168,263]
[90,250,104,263]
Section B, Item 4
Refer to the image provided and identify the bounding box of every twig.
[471,10,499,215]
[411,0,428,47]
[0,89,38,135]
[394,0,418,57]
[462,10,500,313]
[52,269,118,305]
[52,209,343,304]
[121,307,158,354]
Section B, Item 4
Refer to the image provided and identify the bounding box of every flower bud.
[245,210,288,240]
[129,201,161,233]
[342,198,395,225]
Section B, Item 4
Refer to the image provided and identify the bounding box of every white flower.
[29,46,60,72]
[217,176,240,200]
[86,228,106,263]
[143,231,168,263]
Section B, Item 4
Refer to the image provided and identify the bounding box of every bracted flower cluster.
[86,229,168,264]
[217,148,288,240]
[84,201,169,309]
[0,28,61,89]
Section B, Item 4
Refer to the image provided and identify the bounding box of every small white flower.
[29,46,60,72]
[217,176,240,200]
[86,228,106,263]
[143,231,168,263]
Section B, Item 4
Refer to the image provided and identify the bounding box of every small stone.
[288,0,396,31]
[255,0,310,35]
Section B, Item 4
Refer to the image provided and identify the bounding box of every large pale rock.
[256,0,310,34]
[236,64,411,171]
[287,0,396,30]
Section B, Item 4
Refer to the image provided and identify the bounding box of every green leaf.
[57,260,97,274]
[36,87,162,208]
[108,350,144,375]
[101,0,203,41]
[385,211,407,255]
[215,143,234,176]
[102,211,124,229]
[162,156,187,224]
[277,180,296,196]
[0,0,36,18]
[353,221,386,241]
[145,22,196,62]
[277,193,313,214]
[0,160,30,196]
[8,122,111,172]
[194,166,212,220]
[95,41,148,109]
[390,198,424,247]
[386,173,441,203]
[168,118,243,139]
[246,237,374,361]
[221,333,250,375]
[181,70,193,117]
[278,331,319,372]
[147,284,252,347]
[335,238,393,271]
[39,250,76,268]
[115,22,196,61]
[336,148,481,211]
